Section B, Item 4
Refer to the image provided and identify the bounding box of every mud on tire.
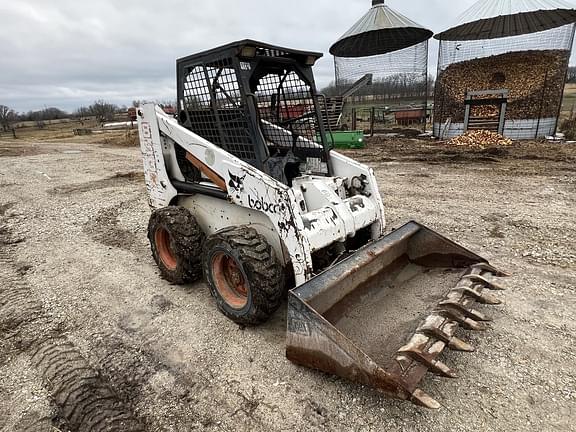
[203,226,285,326]
[148,206,205,284]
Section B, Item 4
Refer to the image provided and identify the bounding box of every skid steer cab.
[137,40,507,409]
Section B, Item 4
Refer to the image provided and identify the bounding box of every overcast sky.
[0,0,564,112]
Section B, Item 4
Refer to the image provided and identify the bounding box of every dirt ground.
[0,134,574,431]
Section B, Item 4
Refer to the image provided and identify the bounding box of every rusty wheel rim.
[155,227,177,271]
[212,252,249,310]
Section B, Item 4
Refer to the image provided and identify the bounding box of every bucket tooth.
[411,389,441,410]
[470,263,509,277]
[437,310,489,331]
[419,327,475,352]
[458,287,502,305]
[447,336,475,352]
[438,300,492,322]
[463,274,506,291]
[397,347,458,378]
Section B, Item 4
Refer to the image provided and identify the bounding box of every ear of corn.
[435,50,569,123]
[448,130,513,148]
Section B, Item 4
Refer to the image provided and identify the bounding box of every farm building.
[433,0,576,140]
[327,0,433,132]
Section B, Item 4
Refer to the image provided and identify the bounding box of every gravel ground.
[0,136,574,431]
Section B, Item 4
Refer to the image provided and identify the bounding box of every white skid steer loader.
[137,40,507,409]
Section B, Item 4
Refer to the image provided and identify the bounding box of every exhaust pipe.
[286,222,507,409]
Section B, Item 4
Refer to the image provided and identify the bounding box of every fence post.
[536,69,549,139]
[12,128,16,139]
[370,107,375,137]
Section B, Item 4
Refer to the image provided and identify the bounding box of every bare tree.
[89,100,118,123]
[42,107,67,121]
[74,106,91,125]
[32,110,45,129]
[0,105,16,132]
[160,100,177,108]
[132,100,152,108]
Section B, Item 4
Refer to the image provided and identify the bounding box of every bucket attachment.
[286,222,507,409]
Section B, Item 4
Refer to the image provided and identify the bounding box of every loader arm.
[138,104,313,284]
[137,104,385,285]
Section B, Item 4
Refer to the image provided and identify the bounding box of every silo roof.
[329,1,433,58]
[435,0,576,41]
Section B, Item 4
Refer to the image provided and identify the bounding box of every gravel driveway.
[0,137,574,431]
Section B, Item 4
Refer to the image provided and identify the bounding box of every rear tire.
[148,206,205,284]
[203,226,284,326]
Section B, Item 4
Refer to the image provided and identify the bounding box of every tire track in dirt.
[83,202,141,254]
[82,309,275,430]
[0,212,223,431]
[1,200,279,430]
[0,202,14,216]
[48,172,143,195]
[83,322,229,430]
[0,220,144,431]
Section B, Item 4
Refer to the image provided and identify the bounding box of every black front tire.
[203,226,285,326]
[148,206,205,284]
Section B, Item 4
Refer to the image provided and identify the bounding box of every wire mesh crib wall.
[433,2,576,140]
[333,41,430,132]
[327,1,433,133]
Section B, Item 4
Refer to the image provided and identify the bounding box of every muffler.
[286,222,507,409]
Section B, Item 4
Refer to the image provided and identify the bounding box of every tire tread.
[148,207,205,284]
[203,226,284,325]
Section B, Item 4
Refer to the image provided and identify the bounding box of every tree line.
[0,100,175,132]
[321,74,436,99]
[0,100,125,131]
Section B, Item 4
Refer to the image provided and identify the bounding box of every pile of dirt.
[49,171,143,195]
[448,130,513,149]
[0,143,54,158]
[88,130,140,147]
[341,134,576,166]
[373,128,425,138]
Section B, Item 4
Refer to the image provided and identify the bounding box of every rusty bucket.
[286,222,507,409]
